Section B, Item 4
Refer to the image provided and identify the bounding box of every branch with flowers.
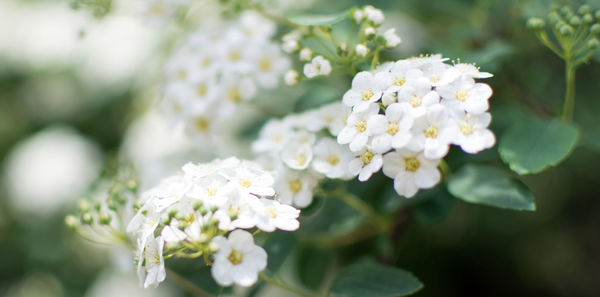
[63,1,600,296]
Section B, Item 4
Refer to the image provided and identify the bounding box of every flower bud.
[353,9,364,23]
[208,242,219,253]
[197,233,210,244]
[65,215,79,229]
[364,26,376,39]
[99,212,112,225]
[299,48,312,61]
[355,44,368,57]
[126,179,139,192]
[579,4,591,15]
[588,38,600,49]
[284,70,299,86]
[592,24,600,34]
[527,17,545,30]
[81,213,93,225]
[78,199,90,212]
[193,201,204,211]
[200,207,209,216]
[560,6,573,18]
[559,24,574,36]
[583,14,593,24]
[209,205,219,213]
[569,16,581,26]
[596,10,600,20]
[106,198,117,211]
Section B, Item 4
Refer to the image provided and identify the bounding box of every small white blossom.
[407,104,458,159]
[284,70,299,86]
[337,103,380,152]
[451,111,496,153]
[364,26,376,36]
[274,169,318,207]
[382,150,441,198]
[282,32,301,53]
[342,71,391,112]
[366,103,413,153]
[299,48,313,61]
[211,230,267,287]
[140,235,166,288]
[353,9,364,23]
[312,138,354,179]
[383,28,402,48]
[437,79,493,115]
[365,6,385,25]
[348,147,383,182]
[355,44,368,57]
[254,198,301,231]
[303,56,332,78]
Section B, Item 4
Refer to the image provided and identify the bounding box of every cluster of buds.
[283,5,402,85]
[528,4,600,61]
[65,174,140,246]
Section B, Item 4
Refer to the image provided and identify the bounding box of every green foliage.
[447,165,536,211]
[262,231,297,273]
[330,259,423,297]
[499,117,579,175]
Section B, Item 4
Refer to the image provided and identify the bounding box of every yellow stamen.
[326,155,339,166]
[424,126,438,138]
[404,157,420,172]
[355,120,367,133]
[360,150,374,165]
[289,179,302,193]
[455,91,468,102]
[361,89,374,101]
[460,122,473,135]
[228,250,243,265]
[386,122,399,135]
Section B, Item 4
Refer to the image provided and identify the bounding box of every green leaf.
[296,247,333,290]
[263,231,296,272]
[447,165,536,211]
[498,117,579,174]
[299,196,365,237]
[330,259,423,297]
[288,9,350,26]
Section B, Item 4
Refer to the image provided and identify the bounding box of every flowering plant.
[60,1,599,296]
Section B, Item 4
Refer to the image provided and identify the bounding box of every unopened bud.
[65,215,79,229]
[193,201,204,211]
[126,179,139,192]
[208,242,219,253]
[579,4,591,15]
[559,25,574,36]
[527,18,546,30]
[209,205,218,213]
[569,16,581,26]
[284,70,299,86]
[81,213,93,225]
[355,44,368,57]
[299,48,312,61]
[99,212,112,225]
[78,199,90,212]
[197,233,210,243]
[591,23,600,34]
[364,26,376,39]
[588,38,600,49]
[583,14,593,24]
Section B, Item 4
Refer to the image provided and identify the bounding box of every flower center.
[355,120,367,133]
[410,96,422,107]
[424,125,438,138]
[394,76,406,86]
[455,91,468,102]
[150,3,165,15]
[272,134,282,142]
[430,74,440,83]
[240,179,252,188]
[227,88,240,102]
[151,251,161,265]
[228,250,243,265]
[459,122,473,135]
[177,70,187,80]
[196,84,207,97]
[326,155,339,166]
[228,51,241,61]
[289,179,302,193]
[295,155,307,166]
[361,89,374,101]
[206,188,217,196]
[195,118,209,131]
[259,58,271,71]
[172,102,182,113]
[268,207,278,218]
[404,157,420,172]
[360,150,374,165]
[386,122,399,135]
[201,58,211,68]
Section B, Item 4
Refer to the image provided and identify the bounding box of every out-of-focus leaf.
[296,247,333,290]
[447,165,536,211]
[263,231,297,273]
[499,117,579,174]
[330,259,423,297]
[288,9,350,26]
[414,188,455,224]
[299,196,365,237]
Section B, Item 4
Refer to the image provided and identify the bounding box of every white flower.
[337,103,379,152]
[211,230,267,287]
[451,111,496,154]
[127,204,160,246]
[383,28,402,47]
[299,48,312,61]
[353,9,364,23]
[396,78,439,117]
[281,141,313,170]
[365,6,384,25]
[348,147,383,181]
[443,63,493,81]
[355,44,368,57]
[282,32,300,53]
[253,44,290,88]
[139,235,166,288]
[284,70,299,85]
[343,71,390,112]
[274,168,318,207]
[315,102,351,135]
[312,138,354,179]
[222,164,276,197]
[238,11,276,42]
[303,56,332,78]
[218,75,257,115]
[253,198,300,231]
[437,79,493,115]
[382,150,441,198]
[187,175,233,207]
[366,103,413,153]
[364,26,376,36]
[407,104,458,159]
[213,190,258,230]
[252,119,293,153]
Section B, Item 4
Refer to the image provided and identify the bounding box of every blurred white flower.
[86,270,177,297]
[303,56,332,78]
[211,230,267,287]
[3,126,102,217]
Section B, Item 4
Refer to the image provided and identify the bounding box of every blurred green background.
[1,0,599,296]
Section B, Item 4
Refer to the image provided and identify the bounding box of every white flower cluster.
[138,0,191,26]
[336,55,495,198]
[252,102,354,208]
[161,11,290,142]
[126,157,300,288]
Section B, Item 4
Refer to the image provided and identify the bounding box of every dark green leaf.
[299,196,365,237]
[263,231,296,272]
[447,165,535,211]
[498,117,579,174]
[296,247,333,290]
[330,259,423,297]
[288,10,350,26]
